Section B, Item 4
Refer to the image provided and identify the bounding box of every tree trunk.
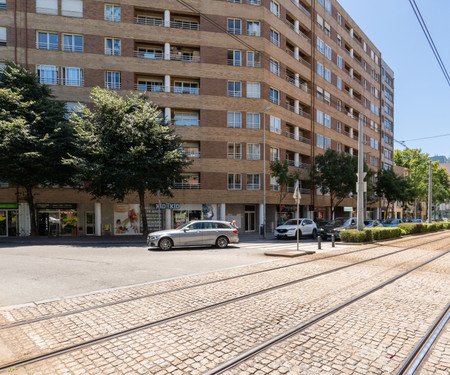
[25,185,37,236]
[138,189,148,237]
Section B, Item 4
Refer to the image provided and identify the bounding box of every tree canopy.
[270,160,301,207]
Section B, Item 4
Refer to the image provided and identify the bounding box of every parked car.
[274,218,318,239]
[404,219,424,223]
[364,220,383,228]
[147,220,239,250]
[381,219,404,227]
[320,217,357,240]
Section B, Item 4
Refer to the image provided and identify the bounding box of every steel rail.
[0,244,447,372]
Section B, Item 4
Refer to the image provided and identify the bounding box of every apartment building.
[380,59,394,170]
[0,0,391,236]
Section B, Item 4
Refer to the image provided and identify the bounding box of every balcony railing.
[270,96,281,105]
[134,17,164,27]
[228,90,242,97]
[174,120,200,127]
[270,36,280,47]
[105,82,121,90]
[36,42,59,50]
[285,103,311,119]
[285,131,311,144]
[227,59,242,67]
[247,184,260,190]
[228,184,242,190]
[186,151,200,158]
[134,85,199,95]
[62,44,83,53]
[247,0,261,5]
[170,53,200,63]
[290,0,311,18]
[285,75,309,93]
[247,153,261,160]
[134,51,164,59]
[247,60,261,68]
[270,184,281,192]
[284,20,311,43]
[173,183,200,189]
[61,78,84,86]
[171,20,199,30]
[134,17,199,30]
[228,153,242,159]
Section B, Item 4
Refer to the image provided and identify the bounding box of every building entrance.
[244,206,256,232]
[0,210,18,237]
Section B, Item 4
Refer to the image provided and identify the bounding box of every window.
[228,81,242,97]
[36,0,57,15]
[247,51,261,67]
[384,87,393,101]
[62,67,82,86]
[37,31,58,50]
[270,147,280,161]
[174,112,199,126]
[324,0,331,14]
[174,81,199,95]
[228,174,242,190]
[324,90,330,105]
[324,22,331,37]
[270,116,281,134]
[371,103,379,116]
[324,68,331,82]
[105,38,121,55]
[228,143,242,159]
[36,65,58,85]
[247,21,260,36]
[228,50,242,66]
[337,55,342,69]
[137,80,164,92]
[317,15,323,30]
[336,121,342,133]
[64,102,84,119]
[337,34,341,47]
[316,37,324,54]
[175,173,200,189]
[106,71,120,89]
[316,62,324,77]
[63,34,83,52]
[270,1,280,17]
[0,0,6,10]
[316,110,324,125]
[324,44,331,60]
[337,143,342,153]
[324,114,331,128]
[337,99,342,111]
[61,0,83,17]
[324,137,331,150]
[337,13,342,25]
[316,134,324,149]
[228,18,242,34]
[247,113,260,129]
[247,143,261,160]
[105,4,120,22]
[228,112,242,128]
[270,88,280,105]
[247,174,260,190]
[270,29,280,47]
[270,58,280,76]
[270,176,280,191]
[247,82,260,98]
[384,118,393,131]
[337,77,342,90]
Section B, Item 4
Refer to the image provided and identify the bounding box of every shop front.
[0,203,19,237]
[36,203,77,236]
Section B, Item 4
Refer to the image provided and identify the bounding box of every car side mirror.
[183,228,189,232]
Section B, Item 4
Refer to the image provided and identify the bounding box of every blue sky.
[337,0,450,158]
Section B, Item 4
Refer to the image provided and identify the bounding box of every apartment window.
[36,0,57,15]
[270,116,281,134]
[270,176,280,191]
[324,68,331,82]
[270,58,280,76]
[316,86,324,101]
[36,65,58,85]
[174,82,199,95]
[337,143,342,153]
[324,22,331,37]
[384,118,393,131]
[174,112,199,126]
[247,21,260,36]
[228,174,242,190]
[105,4,121,22]
[324,137,331,150]
[247,82,260,98]
[63,34,83,52]
[336,121,342,133]
[228,81,242,97]
[228,112,242,128]
[270,29,280,47]
[105,38,121,55]
[228,143,242,159]
[247,143,261,160]
[324,114,331,128]
[317,15,323,30]
[337,77,342,90]
[175,173,200,189]
[324,90,330,105]
[106,71,120,89]
[384,87,393,101]
[337,55,342,69]
[337,35,341,47]
[228,50,242,66]
[0,0,6,10]
[137,79,163,92]
[324,0,331,14]
[316,134,324,148]
[371,103,379,116]
[228,18,242,34]
[270,147,280,161]
[62,67,82,86]
[316,37,324,54]
[37,31,58,50]
[247,113,260,129]
[247,51,261,67]
[337,99,342,111]
[316,62,324,77]
[64,102,84,119]
[324,44,331,59]
[316,110,324,125]
[270,1,280,17]
[61,0,83,17]
[337,13,342,25]
[247,174,260,190]
[270,88,280,105]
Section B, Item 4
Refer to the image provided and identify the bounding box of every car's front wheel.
[216,236,229,248]
[158,237,173,251]
[312,229,318,239]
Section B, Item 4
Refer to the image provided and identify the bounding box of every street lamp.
[262,106,271,239]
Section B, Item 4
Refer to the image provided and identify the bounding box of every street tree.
[0,62,75,235]
[375,168,411,218]
[67,87,190,236]
[270,159,301,210]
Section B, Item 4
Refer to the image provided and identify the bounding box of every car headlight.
[148,235,161,240]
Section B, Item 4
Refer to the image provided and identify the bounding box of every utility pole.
[428,160,432,223]
[357,114,365,231]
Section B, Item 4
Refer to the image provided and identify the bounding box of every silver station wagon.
[147,220,239,250]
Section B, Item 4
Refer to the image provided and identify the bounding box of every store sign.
[36,203,77,210]
[0,203,18,209]
[344,207,353,212]
[155,203,181,209]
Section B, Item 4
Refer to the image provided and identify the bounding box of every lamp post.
[262,106,271,239]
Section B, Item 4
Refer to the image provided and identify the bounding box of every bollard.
[317,235,321,250]
[331,233,335,247]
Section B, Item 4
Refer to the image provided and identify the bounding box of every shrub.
[422,223,438,233]
[442,222,450,230]
[398,223,423,234]
[340,229,373,243]
[371,227,402,240]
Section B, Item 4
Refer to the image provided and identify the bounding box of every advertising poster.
[114,204,140,235]
[202,204,214,220]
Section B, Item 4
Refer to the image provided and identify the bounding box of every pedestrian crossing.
[234,239,324,252]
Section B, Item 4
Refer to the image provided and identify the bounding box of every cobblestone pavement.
[1,232,449,374]
[418,323,450,375]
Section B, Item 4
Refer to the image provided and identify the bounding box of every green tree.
[68,87,190,236]
[375,168,411,218]
[0,62,75,235]
[269,160,301,209]
[310,150,373,219]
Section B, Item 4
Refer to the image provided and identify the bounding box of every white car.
[274,219,318,239]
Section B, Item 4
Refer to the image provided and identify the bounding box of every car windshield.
[326,219,345,226]
[364,220,372,225]
[382,219,394,224]
[343,219,354,226]
[177,222,192,230]
[284,219,303,226]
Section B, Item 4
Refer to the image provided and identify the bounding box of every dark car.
[320,217,357,240]
[381,219,404,227]
[364,220,383,228]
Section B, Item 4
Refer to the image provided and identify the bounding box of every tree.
[0,62,75,235]
[270,160,301,209]
[67,87,190,236]
[310,150,373,219]
[375,168,411,218]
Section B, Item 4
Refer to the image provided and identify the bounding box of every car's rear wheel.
[158,238,173,251]
[312,229,318,239]
[216,236,229,248]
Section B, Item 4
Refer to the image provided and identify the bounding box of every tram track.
[0,236,448,373]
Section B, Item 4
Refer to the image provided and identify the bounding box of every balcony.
[284,19,311,43]
[134,16,199,30]
[247,183,260,190]
[270,184,281,192]
[285,103,311,119]
[290,0,310,18]
[173,183,200,189]
[285,130,311,144]
[135,84,199,95]
[228,153,242,160]
[285,75,309,93]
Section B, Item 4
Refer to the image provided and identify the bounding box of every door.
[38,213,49,236]
[302,219,313,235]
[0,210,6,236]
[179,222,203,245]
[7,211,18,236]
[85,211,95,235]
[245,210,256,232]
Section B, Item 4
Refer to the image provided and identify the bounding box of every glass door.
[85,211,95,235]
[7,211,18,236]
[245,211,256,232]
[0,210,6,236]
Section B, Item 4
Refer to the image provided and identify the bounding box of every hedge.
[398,223,423,234]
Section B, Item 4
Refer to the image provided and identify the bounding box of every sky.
[337,0,450,158]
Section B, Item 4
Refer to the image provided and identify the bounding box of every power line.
[404,133,450,142]
[408,0,450,86]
